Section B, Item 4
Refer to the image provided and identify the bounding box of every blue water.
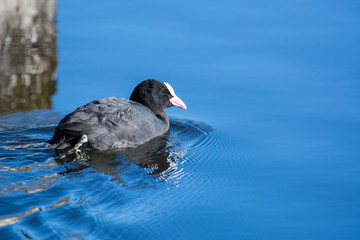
[1,0,360,239]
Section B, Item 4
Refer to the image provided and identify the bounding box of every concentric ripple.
[0,110,244,239]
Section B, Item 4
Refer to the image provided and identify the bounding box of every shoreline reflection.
[0,0,57,114]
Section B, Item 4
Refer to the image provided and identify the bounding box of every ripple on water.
[0,110,247,239]
[168,118,245,187]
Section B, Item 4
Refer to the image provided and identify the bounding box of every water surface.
[0,111,238,239]
[0,0,359,239]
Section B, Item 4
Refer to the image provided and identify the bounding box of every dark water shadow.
[56,133,170,178]
[54,118,212,188]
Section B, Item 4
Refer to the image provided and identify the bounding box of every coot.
[49,79,186,150]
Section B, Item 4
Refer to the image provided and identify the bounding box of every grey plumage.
[49,97,169,150]
[48,79,186,150]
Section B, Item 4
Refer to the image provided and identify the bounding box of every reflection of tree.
[0,0,57,114]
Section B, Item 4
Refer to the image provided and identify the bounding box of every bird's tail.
[47,129,86,150]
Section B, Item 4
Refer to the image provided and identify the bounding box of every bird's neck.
[155,111,169,125]
[131,98,169,126]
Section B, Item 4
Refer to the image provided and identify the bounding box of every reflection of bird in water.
[55,119,210,187]
[56,130,183,186]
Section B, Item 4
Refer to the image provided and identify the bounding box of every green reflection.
[0,0,57,114]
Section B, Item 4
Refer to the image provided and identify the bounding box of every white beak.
[170,95,187,109]
[164,82,187,109]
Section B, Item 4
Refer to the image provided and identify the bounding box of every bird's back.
[49,97,169,150]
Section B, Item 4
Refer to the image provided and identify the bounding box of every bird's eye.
[162,90,167,95]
